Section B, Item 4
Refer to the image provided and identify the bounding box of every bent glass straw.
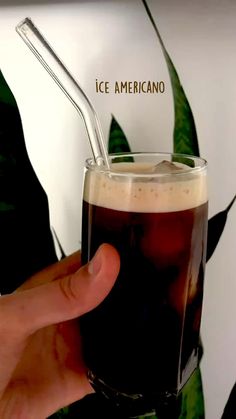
[16,18,109,168]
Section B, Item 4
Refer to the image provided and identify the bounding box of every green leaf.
[49,406,69,418]
[0,70,17,107]
[108,115,132,154]
[207,194,236,261]
[0,201,14,211]
[52,227,66,260]
[108,115,134,162]
[142,0,200,157]
[0,70,58,294]
[134,366,205,419]
[179,368,205,419]
[222,381,236,418]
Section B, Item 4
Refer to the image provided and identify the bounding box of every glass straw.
[16,17,109,168]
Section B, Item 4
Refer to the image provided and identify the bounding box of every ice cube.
[151,160,184,174]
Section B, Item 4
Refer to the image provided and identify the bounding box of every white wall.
[0,1,236,418]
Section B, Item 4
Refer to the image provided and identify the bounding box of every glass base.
[87,370,181,419]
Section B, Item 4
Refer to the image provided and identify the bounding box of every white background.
[0,1,236,418]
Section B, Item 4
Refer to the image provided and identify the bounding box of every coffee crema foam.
[83,162,208,213]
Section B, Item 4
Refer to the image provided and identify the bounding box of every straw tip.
[16,17,33,33]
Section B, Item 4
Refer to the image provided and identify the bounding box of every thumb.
[0,244,120,338]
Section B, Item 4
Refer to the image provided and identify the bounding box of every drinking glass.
[80,152,208,418]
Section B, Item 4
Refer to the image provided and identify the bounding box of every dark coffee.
[80,160,208,405]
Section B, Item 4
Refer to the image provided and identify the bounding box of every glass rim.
[85,152,207,178]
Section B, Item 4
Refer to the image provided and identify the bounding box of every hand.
[0,244,120,419]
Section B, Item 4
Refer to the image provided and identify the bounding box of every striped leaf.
[142,0,200,157]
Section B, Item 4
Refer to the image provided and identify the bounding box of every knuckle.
[59,274,78,307]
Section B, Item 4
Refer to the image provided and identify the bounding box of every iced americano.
[80,154,208,408]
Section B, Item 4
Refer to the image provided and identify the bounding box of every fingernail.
[88,247,102,276]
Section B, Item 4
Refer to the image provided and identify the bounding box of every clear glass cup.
[80,152,208,418]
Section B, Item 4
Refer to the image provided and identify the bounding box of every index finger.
[17,250,81,292]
